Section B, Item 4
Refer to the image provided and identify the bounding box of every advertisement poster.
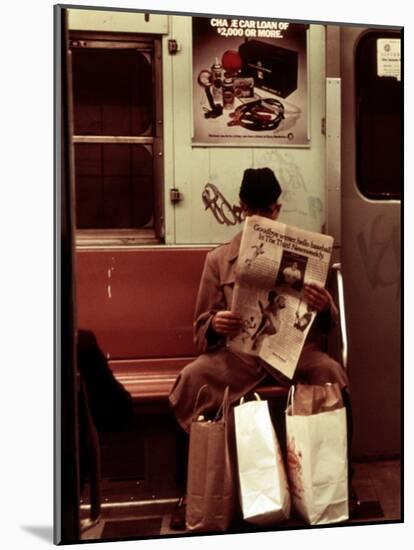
[192,17,309,146]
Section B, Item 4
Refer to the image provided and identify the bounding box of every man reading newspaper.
[169,168,356,528]
[229,213,337,379]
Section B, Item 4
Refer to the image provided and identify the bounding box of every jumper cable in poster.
[192,17,309,146]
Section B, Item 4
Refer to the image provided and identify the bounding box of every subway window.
[69,35,164,244]
[355,30,402,200]
[74,143,153,229]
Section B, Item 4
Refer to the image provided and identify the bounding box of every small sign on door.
[377,38,401,81]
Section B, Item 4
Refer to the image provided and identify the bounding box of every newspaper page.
[228,215,334,380]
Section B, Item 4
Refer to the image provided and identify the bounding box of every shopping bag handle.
[192,385,231,423]
[286,385,295,415]
[214,385,231,422]
[192,384,211,420]
[239,392,261,405]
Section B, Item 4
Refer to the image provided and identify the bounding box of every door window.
[355,30,402,200]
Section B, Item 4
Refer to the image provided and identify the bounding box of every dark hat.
[239,167,282,210]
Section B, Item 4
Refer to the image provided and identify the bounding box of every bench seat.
[109,359,289,405]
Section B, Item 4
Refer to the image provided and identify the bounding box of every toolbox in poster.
[192,17,309,146]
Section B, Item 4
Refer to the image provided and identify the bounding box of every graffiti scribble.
[357,214,400,291]
[202,182,244,226]
[308,196,324,220]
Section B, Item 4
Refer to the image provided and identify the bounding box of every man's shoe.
[170,497,186,530]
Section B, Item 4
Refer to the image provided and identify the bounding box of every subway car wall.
[58,7,402,543]
[67,8,401,458]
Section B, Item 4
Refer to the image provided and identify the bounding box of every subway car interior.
[56,5,402,544]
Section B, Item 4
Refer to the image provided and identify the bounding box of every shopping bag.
[185,385,236,532]
[234,393,291,525]
[285,383,348,525]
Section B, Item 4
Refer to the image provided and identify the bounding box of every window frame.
[68,31,165,246]
[354,29,402,201]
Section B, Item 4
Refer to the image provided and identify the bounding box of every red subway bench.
[76,246,289,408]
[109,360,289,405]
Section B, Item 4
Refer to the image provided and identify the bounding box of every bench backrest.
[76,247,210,361]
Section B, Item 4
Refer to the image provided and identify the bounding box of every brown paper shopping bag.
[285,384,349,525]
[185,385,236,532]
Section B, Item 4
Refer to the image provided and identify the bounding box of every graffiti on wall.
[202,182,244,226]
[357,214,400,292]
[256,150,317,219]
[202,151,326,228]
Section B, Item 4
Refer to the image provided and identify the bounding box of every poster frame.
[191,16,311,148]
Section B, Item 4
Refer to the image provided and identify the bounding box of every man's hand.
[303,283,331,312]
[211,310,243,336]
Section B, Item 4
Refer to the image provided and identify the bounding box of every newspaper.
[229,215,334,380]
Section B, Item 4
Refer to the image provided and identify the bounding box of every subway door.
[340,27,402,458]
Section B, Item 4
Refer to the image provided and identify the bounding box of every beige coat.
[169,232,347,432]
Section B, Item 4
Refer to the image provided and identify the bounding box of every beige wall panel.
[68,9,168,34]
[173,147,210,244]
[168,16,209,244]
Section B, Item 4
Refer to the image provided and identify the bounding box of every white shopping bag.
[285,384,348,525]
[234,393,291,525]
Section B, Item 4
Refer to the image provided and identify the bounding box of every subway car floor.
[79,458,401,541]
